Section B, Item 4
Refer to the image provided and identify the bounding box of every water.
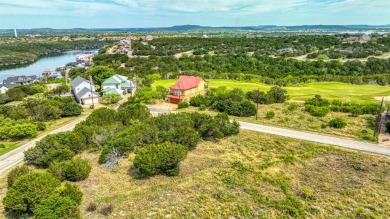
[0,50,96,83]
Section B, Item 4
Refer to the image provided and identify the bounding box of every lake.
[0,50,96,83]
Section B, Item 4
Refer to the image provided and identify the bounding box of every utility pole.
[89,75,94,109]
[256,87,259,120]
[374,97,385,137]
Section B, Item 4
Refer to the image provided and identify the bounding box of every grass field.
[0,132,389,218]
[153,79,390,102]
[21,130,387,218]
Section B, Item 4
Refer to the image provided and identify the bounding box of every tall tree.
[86,66,115,88]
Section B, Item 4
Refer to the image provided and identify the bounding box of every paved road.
[239,121,390,156]
[1,109,389,175]
[0,117,87,175]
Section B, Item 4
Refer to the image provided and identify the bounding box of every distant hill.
[1,25,390,35]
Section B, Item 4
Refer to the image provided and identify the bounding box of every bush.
[178,101,189,109]
[102,94,121,104]
[328,117,347,128]
[3,172,61,213]
[49,157,92,181]
[56,182,83,204]
[36,148,75,168]
[305,105,330,117]
[133,142,188,176]
[8,123,38,139]
[24,131,84,167]
[287,103,299,111]
[34,194,80,219]
[266,111,275,119]
[199,104,206,111]
[165,127,200,150]
[190,95,210,107]
[267,86,288,103]
[7,165,32,188]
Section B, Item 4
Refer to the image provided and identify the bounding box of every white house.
[102,74,136,96]
[71,76,99,105]
[0,85,8,94]
[0,83,17,94]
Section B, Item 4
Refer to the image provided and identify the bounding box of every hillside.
[71,130,390,218]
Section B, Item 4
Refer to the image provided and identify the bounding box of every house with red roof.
[167,76,207,104]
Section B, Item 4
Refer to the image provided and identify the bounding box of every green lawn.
[0,143,21,156]
[153,79,390,102]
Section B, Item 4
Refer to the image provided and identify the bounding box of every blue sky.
[0,0,389,29]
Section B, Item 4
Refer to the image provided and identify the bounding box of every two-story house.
[167,76,207,104]
[71,76,99,105]
[102,74,136,96]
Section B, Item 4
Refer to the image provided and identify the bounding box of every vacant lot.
[44,130,390,218]
[179,103,377,142]
[154,79,390,102]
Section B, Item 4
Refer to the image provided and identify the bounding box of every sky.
[0,0,389,29]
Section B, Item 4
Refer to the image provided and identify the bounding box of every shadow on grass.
[128,166,150,180]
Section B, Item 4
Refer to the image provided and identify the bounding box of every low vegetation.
[53,130,390,218]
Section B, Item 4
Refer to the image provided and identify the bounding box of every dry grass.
[73,130,390,218]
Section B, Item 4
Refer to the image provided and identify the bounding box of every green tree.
[7,165,32,188]
[34,194,81,219]
[134,142,188,176]
[86,66,115,88]
[2,172,61,213]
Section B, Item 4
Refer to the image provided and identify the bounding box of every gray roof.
[2,83,18,89]
[75,87,99,100]
[71,76,92,88]
[3,75,38,84]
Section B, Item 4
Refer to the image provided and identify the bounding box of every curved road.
[0,117,87,175]
[239,121,390,156]
[1,112,389,175]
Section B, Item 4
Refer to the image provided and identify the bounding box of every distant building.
[116,36,132,54]
[167,76,207,104]
[0,83,17,94]
[102,74,136,96]
[2,75,39,86]
[71,76,99,105]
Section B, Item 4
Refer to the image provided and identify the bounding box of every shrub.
[267,86,288,103]
[102,94,121,104]
[49,157,92,181]
[266,111,275,119]
[55,182,83,204]
[305,105,330,117]
[86,203,97,212]
[190,95,210,107]
[2,172,61,213]
[133,142,188,176]
[24,131,84,167]
[165,127,200,150]
[287,103,299,111]
[8,123,38,139]
[199,104,206,111]
[328,117,347,129]
[7,165,32,188]
[99,204,114,216]
[34,194,81,219]
[36,148,75,168]
[178,101,189,109]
